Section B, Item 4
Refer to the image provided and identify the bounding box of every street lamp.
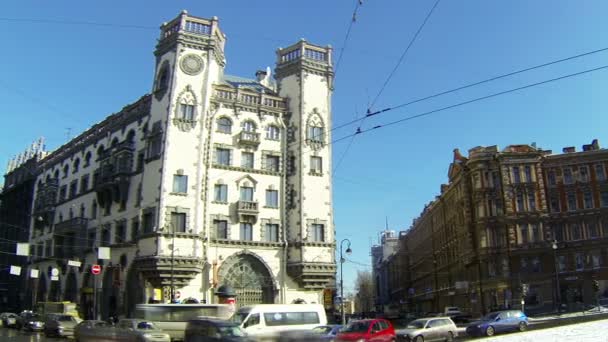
[340,239,352,325]
[552,240,561,312]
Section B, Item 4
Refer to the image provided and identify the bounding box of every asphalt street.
[0,327,65,341]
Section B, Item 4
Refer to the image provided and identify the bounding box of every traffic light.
[592,280,600,292]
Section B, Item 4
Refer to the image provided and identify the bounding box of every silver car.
[117,319,171,342]
[44,313,80,338]
[396,317,458,342]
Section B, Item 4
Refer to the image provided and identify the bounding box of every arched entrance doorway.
[37,276,48,303]
[64,271,78,303]
[49,279,61,302]
[218,253,275,307]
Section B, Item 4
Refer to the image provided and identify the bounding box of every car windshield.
[57,315,74,322]
[343,321,370,333]
[137,321,156,330]
[483,312,500,320]
[230,309,250,324]
[219,325,245,337]
[406,320,427,329]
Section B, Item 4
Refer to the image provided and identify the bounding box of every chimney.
[563,146,576,153]
[582,139,600,151]
[255,66,273,90]
[255,70,267,82]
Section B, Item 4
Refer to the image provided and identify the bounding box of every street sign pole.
[93,273,98,320]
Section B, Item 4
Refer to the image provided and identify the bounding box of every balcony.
[236,200,259,222]
[54,217,89,235]
[54,217,88,259]
[287,262,336,290]
[237,131,260,147]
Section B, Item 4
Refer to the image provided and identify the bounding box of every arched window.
[96,145,105,159]
[62,164,69,178]
[179,102,195,120]
[111,138,119,148]
[217,117,232,134]
[242,120,256,133]
[73,158,80,173]
[156,63,170,91]
[80,204,86,218]
[84,151,92,167]
[126,130,136,143]
[266,125,280,140]
[53,170,59,180]
[307,125,324,143]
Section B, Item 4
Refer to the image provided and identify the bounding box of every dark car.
[17,312,45,332]
[465,310,528,337]
[185,318,249,342]
[43,313,80,338]
[336,319,395,342]
[313,325,343,341]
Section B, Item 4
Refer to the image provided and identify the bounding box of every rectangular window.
[583,191,593,209]
[592,252,601,268]
[601,191,608,207]
[532,257,541,273]
[524,165,533,182]
[520,225,529,244]
[171,213,187,233]
[308,126,324,143]
[265,155,280,172]
[492,171,500,188]
[116,223,126,243]
[547,170,557,186]
[563,167,573,184]
[311,156,322,174]
[554,223,564,241]
[588,222,598,239]
[241,152,254,169]
[531,224,541,242]
[579,166,589,182]
[59,185,67,201]
[512,166,521,183]
[240,187,254,201]
[311,224,325,242]
[88,231,96,249]
[147,136,162,159]
[595,164,606,181]
[215,220,228,239]
[516,193,525,212]
[137,152,145,172]
[180,103,195,120]
[240,223,253,241]
[173,175,188,193]
[567,192,577,211]
[571,223,582,240]
[575,253,584,270]
[215,148,231,166]
[69,180,78,198]
[558,255,566,272]
[266,190,278,208]
[265,223,279,242]
[80,175,89,193]
[102,229,111,246]
[528,192,536,211]
[131,219,139,241]
[214,184,228,202]
[142,209,155,233]
[550,196,560,213]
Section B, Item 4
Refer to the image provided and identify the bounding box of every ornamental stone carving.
[180,53,204,75]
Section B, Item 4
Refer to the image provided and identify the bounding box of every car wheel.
[485,326,495,337]
[414,335,424,342]
[445,331,454,342]
[518,322,527,332]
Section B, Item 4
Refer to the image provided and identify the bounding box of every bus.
[134,304,230,341]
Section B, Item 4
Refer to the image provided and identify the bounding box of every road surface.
[469,318,608,341]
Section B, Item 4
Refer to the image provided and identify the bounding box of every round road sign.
[91,264,102,275]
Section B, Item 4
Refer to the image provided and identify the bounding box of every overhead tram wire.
[333,0,443,174]
[333,0,364,78]
[331,64,608,143]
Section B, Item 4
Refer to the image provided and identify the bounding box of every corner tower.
[275,40,336,295]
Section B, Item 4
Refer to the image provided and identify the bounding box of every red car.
[337,319,396,342]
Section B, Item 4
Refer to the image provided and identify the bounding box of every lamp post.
[552,240,561,312]
[340,239,352,325]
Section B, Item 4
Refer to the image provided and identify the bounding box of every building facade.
[23,11,336,318]
[382,140,608,316]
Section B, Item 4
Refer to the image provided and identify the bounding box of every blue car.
[313,325,343,342]
[465,310,528,337]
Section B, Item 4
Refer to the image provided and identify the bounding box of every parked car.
[313,325,342,341]
[336,318,395,342]
[116,319,171,342]
[185,318,249,342]
[17,312,45,332]
[74,320,111,341]
[44,313,80,338]
[465,310,528,337]
[396,317,458,342]
[0,312,19,328]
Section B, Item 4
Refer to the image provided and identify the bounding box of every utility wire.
[333,64,608,142]
[334,0,364,78]
[333,0,442,174]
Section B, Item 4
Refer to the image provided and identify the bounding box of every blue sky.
[1,1,607,294]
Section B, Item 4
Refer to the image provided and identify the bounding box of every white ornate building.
[26,11,336,318]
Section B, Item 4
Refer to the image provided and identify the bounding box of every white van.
[232,304,327,339]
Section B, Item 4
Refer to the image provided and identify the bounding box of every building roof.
[220,74,277,95]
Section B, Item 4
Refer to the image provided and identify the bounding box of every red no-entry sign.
[91,264,102,275]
